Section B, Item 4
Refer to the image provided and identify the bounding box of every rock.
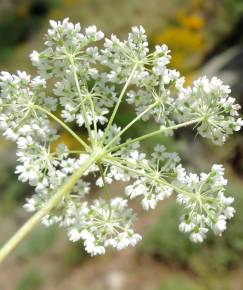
[105,271,127,290]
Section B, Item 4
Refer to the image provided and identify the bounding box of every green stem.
[97,163,112,216]
[108,118,202,153]
[105,101,158,150]
[69,56,93,142]
[87,94,98,144]
[68,150,88,155]
[0,150,102,263]
[35,105,90,151]
[101,64,138,144]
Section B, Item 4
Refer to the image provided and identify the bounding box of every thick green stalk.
[0,150,102,263]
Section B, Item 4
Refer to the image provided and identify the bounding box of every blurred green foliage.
[0,0,61,62]
[140,181,243,275]
[155,272,233,290]
[17,225,59,259]
[0,164,30,213]
[156,274,202,290]
[60,240,88,267]
[15,268,44,290]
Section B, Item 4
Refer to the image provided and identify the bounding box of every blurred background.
[1,0,243,289]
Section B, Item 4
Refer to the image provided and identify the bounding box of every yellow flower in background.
[49,9,65,20]
[176,13,205,30]
[152,1,208,75]
[154,26,206,74]
[51,131,87,152]
[63,0,80,7]
[16,3,29,19]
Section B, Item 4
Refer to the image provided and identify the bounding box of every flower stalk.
[35,105,90,150]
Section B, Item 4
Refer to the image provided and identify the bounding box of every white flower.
[23,198,37,212]
[96,176,112,187]
[190,228,208,243]
[129,233,142,246]
[223,206,235,219]
[179,222,194,233]
[85,242,105,256]
[142,195,157,210]
[30,50,40,65]
[85,25,104,41]
[68,228,82,242]
[213,216,227,236]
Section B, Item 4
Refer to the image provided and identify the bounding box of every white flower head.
[0,19,240,257]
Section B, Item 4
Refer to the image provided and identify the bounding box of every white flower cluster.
[21,144,96,217]
[31,19,104,79]
[101,26,149,83]
[175,164,235,242]
[126,44,185,129]
[124,145,180,210]
[177,76,243,145]
[30,19,116,134]
[66,198,141,256]
[0,71,56,140]
[0,19,241,256]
